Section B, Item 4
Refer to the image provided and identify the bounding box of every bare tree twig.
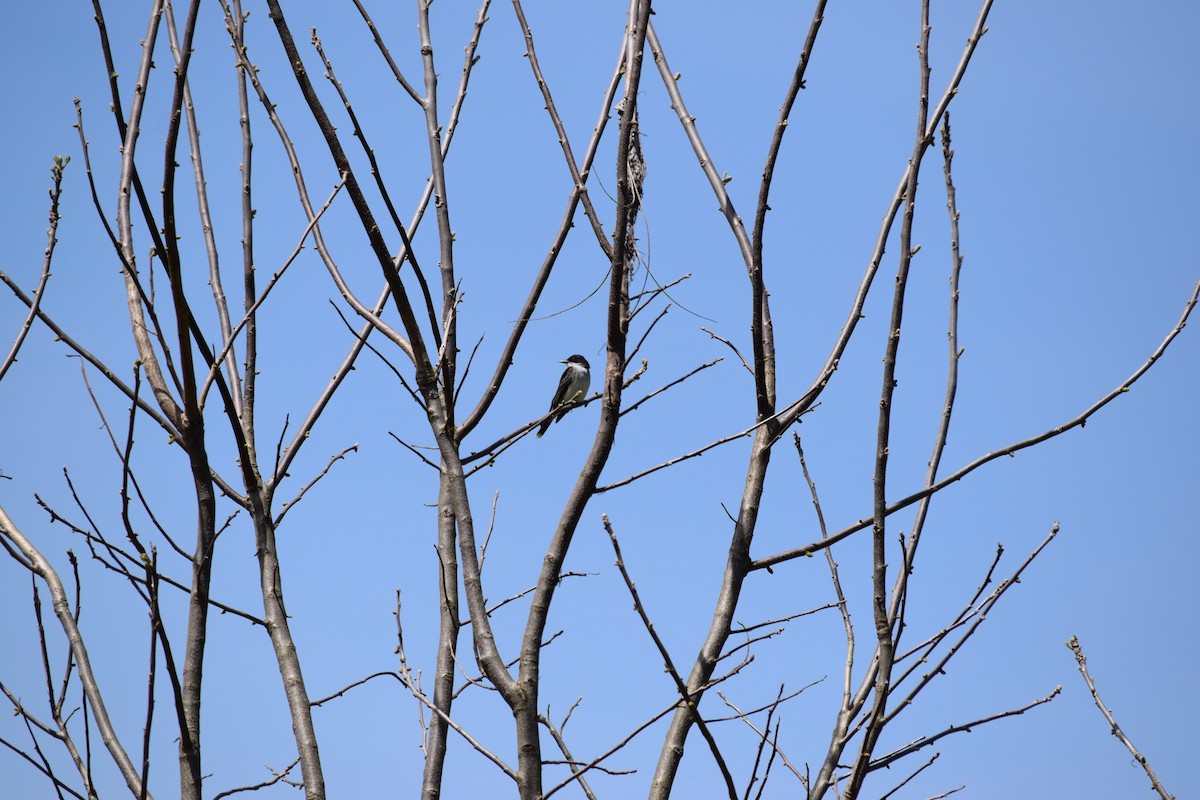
[630,272,692,320]
[274,445,359,527]
[889,110,967,659]
[876,525,1060,738]
[715,691,806,788]
[877,752,940,800]
[627,304,670,365]
[211,757,303,800]
[31,492,264,627]
[709,681,819,724]
[388,432,441,471]
[753,276,1200,572]
[541,700,678,800]
[511,0,615,261]
[1066,636,1175,800]
[604,515,738,799]
[348,0,424,105]
[0,507,152,798]
[0,158,64,382]
[621,358,723,417]
[735,686,782,800]
[841,6,935,792]
[922,786,966,800]
[701,327,753,377]
[310,29,441,348]
[308,669,517,781]
[539,715,601,800]
[864,686,1061,773]
[199,174,348,409]
[0,733,87,800]
[891,545,1001,672]
[456,34,627,439]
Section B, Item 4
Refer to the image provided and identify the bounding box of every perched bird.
[536,354,591,438]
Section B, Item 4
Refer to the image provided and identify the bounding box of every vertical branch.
[416,0,459,429]
[773,0,995,434]
[796,433,855,800]
[889,113,965,645]
[163,0,244,418]
[231,0,259,447]
[509,3,651,798]
[110,0,184,430]
[114,3,219,797]
[648,4,828,794]
[251,509,325,800]
[420,473,461,800]
[158,0,203,428]
[843,5,932,798]
[169,120,218,800]
[138,550,160,800]
[749,0,827,414]
[117,368,194,786]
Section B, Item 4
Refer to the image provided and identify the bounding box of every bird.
[536,354,591,438]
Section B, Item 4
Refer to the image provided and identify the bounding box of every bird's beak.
[560,359,568,364]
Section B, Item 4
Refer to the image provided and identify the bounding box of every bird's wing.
[549,368,575,410]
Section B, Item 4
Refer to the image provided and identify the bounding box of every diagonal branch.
[1066,636,1176,800]
[752,276,1200,573]
[604,516,737,799]
[0,157,64,383]
[0,507,153,799]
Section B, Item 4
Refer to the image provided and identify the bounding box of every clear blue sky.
[1,2,1197,798]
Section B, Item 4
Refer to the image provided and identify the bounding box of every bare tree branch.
[0,508,152,799]
[0,158,64,383]
[210,757,303,800]
[864,686,1061,773]
[1067,636,1176,800]
[604,515,737,799]
[754,276,1200,573]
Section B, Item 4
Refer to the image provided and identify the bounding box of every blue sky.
[1,2,1197,798]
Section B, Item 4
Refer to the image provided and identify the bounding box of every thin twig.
[621,358,723,417]
[210,757,303,800]
[604,515,737,799]
[879,524,1061,731]
[1066,636,1175,800]
[539,715,601,800]
[456,36,627,439]
[889,110,967,653]
[865,686,1061,773]
[274,445,359,527]
[0,507,152,798]
[716,691,807,787]
[701,327,753,377]
[199,175,348,409]
[0,158,64,382]
[877,752,940,800]
[511,0,614,259]
[753,277,1200,572]
[541,700,678,799]
[0,734,87,800]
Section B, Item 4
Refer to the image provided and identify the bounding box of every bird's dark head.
[562,354,590,369]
